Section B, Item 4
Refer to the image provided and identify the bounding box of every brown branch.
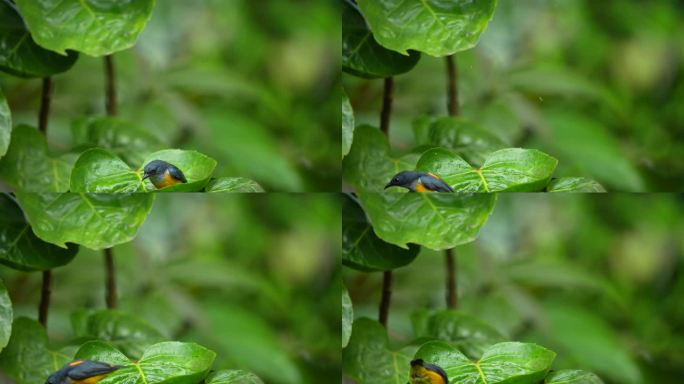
[445,55,459,116]
[38,270,52,329]
[380,77,394,135]
[104,55,118,116]
[378,271,393,327]
[38,77,53,134]
[445,249,457,309]
[104,248,117,308]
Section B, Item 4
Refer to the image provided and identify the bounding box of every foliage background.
[343,0,684,192]
[0,193,341,384]
[0,0,340,192]
[344,194,684,383]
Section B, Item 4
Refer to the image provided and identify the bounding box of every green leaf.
[75,340,216,384]
[0,86,10,159]
[70,148,146,193]
[411,310,506,359]
[0,125,73,192]
[0,317,71,384]
[356,0,497,57]
[342,0,420,78]
[71,116,165,167]
[0,280,11,352]
[71,309,165,359]
[15,192,154,250]
[415,341,555,384]
[412,116,507,166]
[205,370,264,384]
[358,192,495,250]
[343,125,418,191]
[0,1,78,77]
[342,90,354,158]
[0,193,77,271]
[14,0,156,57]
[416,148,558,192]
[204,177,265,193]
[342,193,419,270]
[546,177,606,193]
[342,317,411,384]
[545,370,604,384]
[141,149,217,192]
[342,285,353,348]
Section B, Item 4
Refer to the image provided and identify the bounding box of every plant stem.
[38,77,53,134]
[104,248,117,309]
[378,271,393,328]
[38,270,52,329]
[380,77,394,135]
[445,249,458,309]
[445,55,459,116]
[104,55,117,116]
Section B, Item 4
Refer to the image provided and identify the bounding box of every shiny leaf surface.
[0,194,77,271]
[70,148,145,193]
[14,0,156,56]
[342,318,411,384]
[204,177,264,193]
[0,1,77,77]
[141,149,217,192]
[71,117,165,167]
[0,280,10,352]
[356,0,497,57]
[342,89,354,157]
[0,125,73,192]
[547,177,606,193]
[411,309,506,359]
[342,193,419,270]
[0,86,10,158]
[342,0,420,78]
[358,192,495,250]
[205,370,264,384]
[416,148,558,192]
[342,284,353,348]
[414,341,555,384]
[75,340,216,384]
[16,192,154,250]
[0,317,71,384]
[343,125,418,191]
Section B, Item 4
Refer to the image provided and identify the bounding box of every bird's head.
[385,171,419,190]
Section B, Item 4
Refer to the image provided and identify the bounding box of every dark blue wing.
[67,361,121,380]
[168,164,187,183]
[420,174,454,192]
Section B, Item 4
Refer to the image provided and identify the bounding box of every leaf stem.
[445,55,459,116]
[104,248,117,308]
[445,248,457,309]
[104,55,117,116]
[38,77,52,134]
[378,270,393,327]
[38,270,52,329]
[380,77,394,135]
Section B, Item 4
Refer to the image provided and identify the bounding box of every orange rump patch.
[69,360,84,366]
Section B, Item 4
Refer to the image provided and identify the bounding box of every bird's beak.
[141,173,150,180]
[384,182,393,190]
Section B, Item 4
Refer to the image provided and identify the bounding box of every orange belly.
[414,182,429,193]
[72,374,107,384]
[156,172,182,188]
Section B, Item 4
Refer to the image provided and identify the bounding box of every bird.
[385,171,454,192]
[142,160,188,189]
[408,358,449,384]
[45,360,124,384]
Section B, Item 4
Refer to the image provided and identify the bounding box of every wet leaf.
[70,148,146,193]
[358,192,495,250]
[0,193,77,271]
[205,370,264,384]
[0,86,10,158]
[0,280,10,352]
[204,177,264,193]
[356,0,497,57]
[16,192,154,250]
[14,0,156,56]
[545,370,604,384]
[342,285,353,348]
[342,90,354,157]
[547,177,606,193]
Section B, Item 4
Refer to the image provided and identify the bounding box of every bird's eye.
[393,178,399,182]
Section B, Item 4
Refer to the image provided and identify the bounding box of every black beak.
[141,173,150,180]
[384,182,393,189]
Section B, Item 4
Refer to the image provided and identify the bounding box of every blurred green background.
[0,194,341,384]
[0,0,340,192]
[345,194,684,383]
[344,0,684,191]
